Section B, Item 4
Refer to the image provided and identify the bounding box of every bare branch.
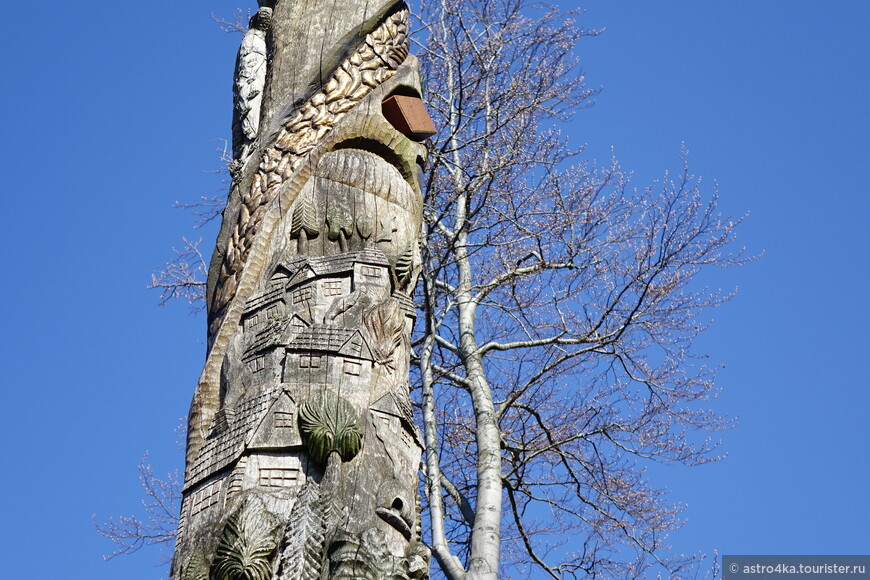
[211,9,250,34]
[148,237,208,311]
[93,453,180,563]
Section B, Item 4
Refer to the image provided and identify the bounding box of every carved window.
[227,458,247,497]
[361,265,381,278]
[323,280,343,296]
[343,359,362,376]
[274,411,294,428]
[377,216,397,243]
[258,467,300,488]
[190,480,222,516]
[347,338,362,357]
[245,312,260,332]
[251,356,266,373]
[400,428,414,449]
[265,303,281,318]
[299,354,321,369]
[292,286,313,304]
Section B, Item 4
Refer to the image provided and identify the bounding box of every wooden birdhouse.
[382,95,437,141]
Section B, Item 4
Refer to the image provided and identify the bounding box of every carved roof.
[392,387,414,423]
[244,284,284,314]
[285,324,374,360]
[271,248,390,285]
[371,388,413,424]
[185,386,280,490]
[269,256,307,280]
[371,388,424,449]
[391,291,416,317]
[243,313,310,361]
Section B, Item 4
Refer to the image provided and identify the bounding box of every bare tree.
[131,1,745,578]
[149,236,209,309]
[412,0,743,578]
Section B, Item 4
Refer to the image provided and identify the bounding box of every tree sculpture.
[121,1,748,577]
[170,1,435,578]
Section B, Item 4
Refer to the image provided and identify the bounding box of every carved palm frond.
[212,498,280,580]
[298,391,362,465]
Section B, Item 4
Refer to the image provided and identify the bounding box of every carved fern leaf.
[181,551,209,580]
[394,245,414,288]
[278,483,326,580]
[212,498,280,580]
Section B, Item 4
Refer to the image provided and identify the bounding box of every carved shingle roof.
[244,285,284,314]
[392,291,416,316]
[269,256,307,280]
[272,248,390,283]
[308,250,389,277]
[185,387,279,490]
[391,388,414,423]
[243,314,310,361]
[371,388,413,424]
[244,320,288,359]
[285,324,373,360]
[371,387,423,449]
[288,325,355,351]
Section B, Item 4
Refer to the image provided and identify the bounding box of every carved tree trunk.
[171,2,434,578]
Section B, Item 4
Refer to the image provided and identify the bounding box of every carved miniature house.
[178,245,422,559]
[180,386,307,540]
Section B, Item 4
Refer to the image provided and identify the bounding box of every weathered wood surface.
[171,1,431,578]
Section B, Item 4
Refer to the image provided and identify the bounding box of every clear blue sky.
[0,1,866,578]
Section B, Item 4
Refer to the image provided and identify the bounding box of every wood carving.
[212,498,281,580]
[180,552,209,580]
[298,391,363,465]
[171,1,432,578]
[232,7,272,166]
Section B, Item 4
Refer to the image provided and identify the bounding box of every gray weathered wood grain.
[172,2,431,578]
